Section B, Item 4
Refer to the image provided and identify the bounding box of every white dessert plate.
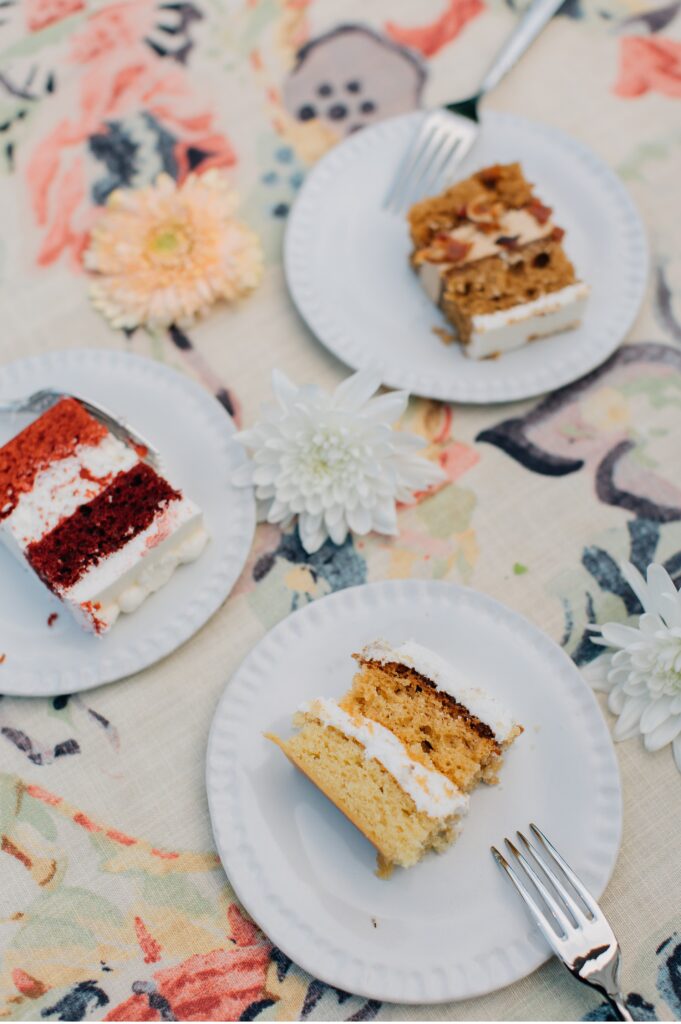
[0,349,255,697]
[206,579,622,1004]
[285,111,647,403]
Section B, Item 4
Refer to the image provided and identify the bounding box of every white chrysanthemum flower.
[233,370,445,554]
[589,561,681,772]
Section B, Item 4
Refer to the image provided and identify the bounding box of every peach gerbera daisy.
[84,170,263,330]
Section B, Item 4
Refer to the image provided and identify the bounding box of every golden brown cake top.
[408,162,548,251]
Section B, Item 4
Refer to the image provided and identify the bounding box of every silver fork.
[0,389,161,469]
[384,0,566,213]
[492,824,633,1021]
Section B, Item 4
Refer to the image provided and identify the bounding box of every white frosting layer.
[1,435,137,550]
[360,639,517,742]
[65,498,208,633]
[301,697,469,820]
[466,282,590,360]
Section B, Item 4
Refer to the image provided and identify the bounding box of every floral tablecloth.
[1,1,681,1020]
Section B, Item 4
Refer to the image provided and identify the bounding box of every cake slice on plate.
[0,397,208,634]
[269,639,522,877]
[409,162,589,360]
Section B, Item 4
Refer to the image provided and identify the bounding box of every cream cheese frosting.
[300,697,469,820]
[466,282,590,360]
[360,639,518,742]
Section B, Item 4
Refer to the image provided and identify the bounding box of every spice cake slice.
[0,397,208,634]
[347,640,522,793]
[269,640,522,877]
[409,162,589,360]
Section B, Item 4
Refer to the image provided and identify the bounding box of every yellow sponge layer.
[268,715,460,876]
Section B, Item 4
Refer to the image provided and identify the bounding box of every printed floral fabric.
[1,0,681,1020]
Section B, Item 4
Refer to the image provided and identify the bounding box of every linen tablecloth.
[1,1,681,1019]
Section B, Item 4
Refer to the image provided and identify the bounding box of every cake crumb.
[0,654,6,664]
[432,325,456,346]
[47,613,59,627]
[371,917,377,928]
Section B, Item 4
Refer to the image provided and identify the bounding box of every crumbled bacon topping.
[527,199,553,225]
[415,234,472,265]
[443,238,472,262]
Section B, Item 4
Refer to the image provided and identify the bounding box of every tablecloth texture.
[1,1,681,1020]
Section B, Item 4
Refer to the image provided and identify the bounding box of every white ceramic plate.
[0,349,255,697]
[285,111,647,403]
[206,579,622,1004]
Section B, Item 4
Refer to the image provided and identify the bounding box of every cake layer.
[358,639,517,741]
[1,433,138,552]
[350,641,522,792]
[26,462,181,593]
[299,698,469,818]
[0,398,107,520]
[431,236,577,322]
[269,712,464,875]
[408,163,535,250]
[464,282,590,360]
[65,498,207,633]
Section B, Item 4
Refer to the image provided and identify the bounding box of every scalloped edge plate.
[206,579,622,1003]
[0,349,255,696]
[285,111,647,403]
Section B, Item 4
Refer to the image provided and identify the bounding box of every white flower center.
[620,628,681,699]
[297,426,364,488]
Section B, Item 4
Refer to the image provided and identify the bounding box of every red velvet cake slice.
[0,398,208,634]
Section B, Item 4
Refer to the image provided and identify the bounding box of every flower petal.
[582,657,612,691]
[362,391,409,424]
[612,696,648,740]
[647,563,680,625]
[621,561,650,612]
[271,369,298,411]
[643,713,681,752]
[640,696,673,734]
[347,504,372,535]
[599,622,644,648]
[608,686,626,714]
[332,370,381,411]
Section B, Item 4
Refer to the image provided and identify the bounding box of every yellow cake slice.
[268,640,523,877]
[269,698,468,877]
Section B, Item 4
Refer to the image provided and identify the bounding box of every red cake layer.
[26,462,181,592]
[0,398,107,521]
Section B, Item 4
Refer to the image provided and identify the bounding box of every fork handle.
[478,0,566,98]
[607,992,634,1022]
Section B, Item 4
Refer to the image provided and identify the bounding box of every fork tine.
[383,117,437,211]
[390,122,446,212]
[530,824,601,918]
[417,135,461,205]
[491,846,563,954]
[517,831,588,926]
[506,836,573,935]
